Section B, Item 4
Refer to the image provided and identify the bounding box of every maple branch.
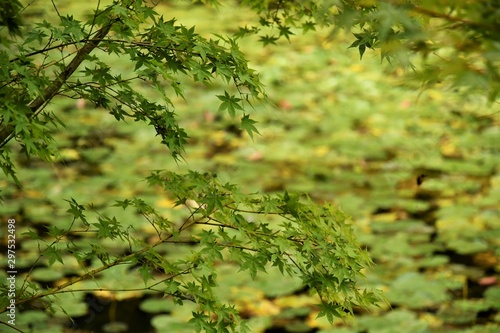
[410,5,496,31]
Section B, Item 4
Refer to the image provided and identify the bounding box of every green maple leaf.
[240,114,259,140]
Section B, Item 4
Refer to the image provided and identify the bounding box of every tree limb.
[0,21,115,148]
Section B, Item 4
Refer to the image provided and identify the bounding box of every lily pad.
[31,267,65,282]
[215,263,303,299]
[484,287,500,310]
[438,299,490,325]
[140,297,177,314]
[355,309,428,333]
[150,314,193,332]
[385,272,450,309]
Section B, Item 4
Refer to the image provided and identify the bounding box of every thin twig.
[50,0,61,17]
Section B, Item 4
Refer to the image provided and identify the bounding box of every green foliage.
[0,0,498,332]
[0,2,383,329]
[240,0,500,100]
[0,0,265,173]
[1,171,380,332]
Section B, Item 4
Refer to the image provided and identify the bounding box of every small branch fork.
[1,204,203,311]
[0,21,115,148]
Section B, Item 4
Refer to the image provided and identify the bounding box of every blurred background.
[0,0,499,332]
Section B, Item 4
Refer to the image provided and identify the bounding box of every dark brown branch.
[410,5,495,30]
[4,202,202,311]
[0,21,115,148]
[27,23,113,112]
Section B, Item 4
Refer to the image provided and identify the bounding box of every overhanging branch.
[0,21,115,148]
